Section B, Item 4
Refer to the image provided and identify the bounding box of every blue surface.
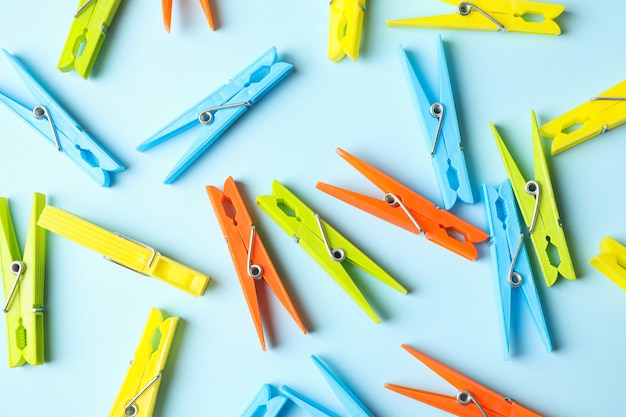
[0,1,625,416]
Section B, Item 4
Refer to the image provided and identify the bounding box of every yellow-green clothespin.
[491,111,575,286]
[58,0,123,79]
[256,180,407,323]
[0,193,46,367]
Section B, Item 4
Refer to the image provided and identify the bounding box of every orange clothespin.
[162,0,215,32]
[207,177,306,350]
[316,148,489,261]
[386,344,545,417]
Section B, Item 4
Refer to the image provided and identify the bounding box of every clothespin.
[386,344,545,416]
[590,237,626,291]
[328,0,366,62]
[256,180,407,323]
[540,80,626,155]
[398,38,473,209]
[207,177,306,350]
[386,0,565,36]
[162,0,215,32]
[36,205,210,296]
[58,0,123,79]
[279,355,375,417]
[137,47,293,184]
[0,50,125,186]
[240,385,289,417]
[316,148,489,261]
[481,181,552,359]
[0,193,46,367]
[491,111,575,286]
[108,307,178,417]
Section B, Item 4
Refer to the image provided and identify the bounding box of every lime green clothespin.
[491,111,575,287]
[0,193,46,367]
[58,0,122,79]
[256,180,407,323]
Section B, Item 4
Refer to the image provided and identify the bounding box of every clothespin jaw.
[316,148,489,261]
[108,308,178,417]
[58,0,123,79]
[590,237,626,291]
[0,193,46,367]
[481,181,552,359]
[398,38,473,209]
[240,385,289,417]
[256,180,407,323]
[279,355,375,417]
[136,47,293,184]
[207,177,306,350]
[36,205,210,296]
[162,0,215,32]
[385,344,544,417]
[491,111,575,286]
[540,80,626,155]
[0,50,125,186]
[387,0,564,35]
[328,0,366,62]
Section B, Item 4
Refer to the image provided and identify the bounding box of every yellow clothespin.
[109,308,179,417]
[386,0,565,36]
[329,0,366,62]
[58,0,123,79]
[491,111,576,286]
[540,80,626,155]
[590,237,626,291]
[0,193,46,367]
[36,205,210,296]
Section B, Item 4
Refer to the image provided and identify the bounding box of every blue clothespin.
[0,50,125,187]
[137,46,294,184]
[481,180,552,359]
[398,36,473,209]
[279,355,375,417]
[240,384,288,417]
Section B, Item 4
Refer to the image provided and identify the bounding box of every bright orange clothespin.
[162,0,215,32]
[386,344,545,416]
[207,177,306,350]
[316,148,489,261]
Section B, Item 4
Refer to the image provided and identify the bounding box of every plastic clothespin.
[108,307,178,417]
[385,344,545,417]
[0,193,46,367]
[280,355,376,417]
[58,0,123,79]
[207,177,307,350]
[491,111,575,286]
[316,148,489,261]
[481,181,552,359]
[240,385,289,417]
[256,180,407,323]
[590,237,626,291]
[162,0,215,32]
[328,0,366,62]
[0,50,125,186]
[386,0,564,35]
[137,47,293,184]
[36,205,210,296]
[540,80,626,155]
[398,38,473,209]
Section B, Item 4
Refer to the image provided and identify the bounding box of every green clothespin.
[0,193,46,367]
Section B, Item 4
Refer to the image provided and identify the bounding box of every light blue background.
[0,1,625,416]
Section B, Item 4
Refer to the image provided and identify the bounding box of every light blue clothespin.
[279,355,375,417]
[0,50,125,187]
[398,36,473,209]
[240,384,288,417]
[481,180,552,359]
[137,46,294,184]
